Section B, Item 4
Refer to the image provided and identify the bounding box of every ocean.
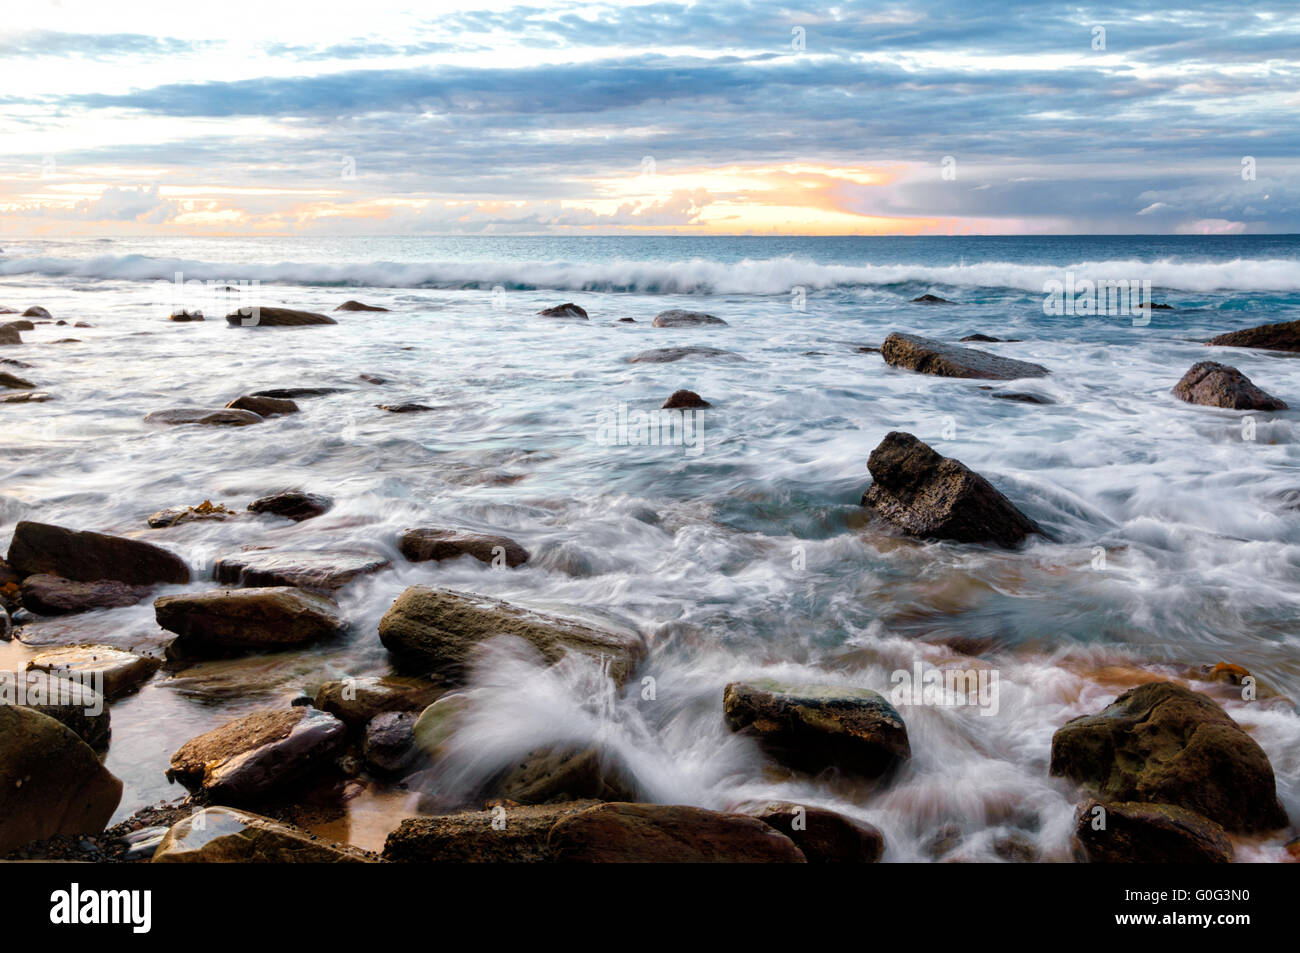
[2,234,1297,861]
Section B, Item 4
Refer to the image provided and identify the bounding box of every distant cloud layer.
[0,0,1295,235]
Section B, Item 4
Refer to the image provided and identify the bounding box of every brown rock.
[1,670,111,747]
[314,675,443,727]
[168,310,204,322]
[0,391,53,403]
[0,370,34,389]
[225,395,300,417]
[1172,361,1286,410]
[662,389,711,409]
[247,491,333,522]
[20,573,151,615]
[21,306,51,319]
[7,521,190,585]
[548,802,806,862]
[626,346,741,364]
[1073,800,1232,863]
[537,303,588,319]
[214,549,390,590]
[1206,318,1300,352]
[147,500,238,528]
[152,806,373,862]
[155,587,346,656]
[335,300,389,312]
[881,332,1049,379]
[27,645,160,700]
[398,528,529,568]
[224,306,337,327]
[738,801,884,862]
[377,403,433,413]
[0,326,21,346]
[651,310,727,327]
[145,408,263,426]
[861,432,1043,547]
[383,801,600,862]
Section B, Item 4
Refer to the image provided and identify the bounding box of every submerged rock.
[990,391,1054,404]
[155,587,346,656]
[723,680,910,779]
[247,491,333,522]
[168,310,204,322]
[0,370,34,389]
[548,802,806,863]
[399,528,529,568]
[27,645,160,700]
[626,346,742,364]
[383,801,600,863]
[651,309,727,327]
[250,387,346,399]
[737,801,885,863]
[1050,681,1288,833]
[378,586,644,684]
[147,500,238,528]
[1172,361,1287,411]
[912,294,955,305]
[167,708,347,803]
[0,706,122,853]
[860,432,1043,547]
[336,300,389,312]
[1073,800,1232,863]
[7,521,190,585]
[20,573,151,615]
[1206,318,1300,352]
[881,332,1049,379]
[662,389,711,409]
[537,303,588,319]
[960,333,1019,342]
[224,306,337,327]
[145,408,263,427]
[225,395,300,417]
[214,549,390,590]
[377,403,434,413]
[152,806,373,862]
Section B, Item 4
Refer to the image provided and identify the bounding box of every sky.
[1,0,1297,236]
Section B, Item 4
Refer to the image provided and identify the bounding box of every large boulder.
[7,521,190,585]
[167,707,347,803]
[383,801,600,863]
[0,706,122,853]
[20,574,151,615]
[651,310,727,327]
[548,802,806,863]
[152,807,373,862]
[225,306,337,327]
[1171,361,1286,410]
[378,586,643,684]
[155,587,346,656]
[1,670,110,747]
[861,432,1043,548]
[27,645,160,700]
[225,395,299,417]
[1050,681,1288,833]
[1073,800,1232,863]
[1206,318,1300,352]
[736,800,884,863]
[314,675,443,728]
[723,680,910,779]
[881,332,1049,379]
[398,528,529,568]
[247,491,333,522]
[213,549,390,590]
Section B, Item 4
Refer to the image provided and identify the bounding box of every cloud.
[74,185,179,223]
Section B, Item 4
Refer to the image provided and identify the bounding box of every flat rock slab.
[882,332,1049,379]
[155,586,346,656]
[214,549,391,590]
[167,707,347,803]
[153,806,373,862]
[651,310,727,327]
[0,706,122,854]
[1172,361,1287,410]
[1073,800,1232,863]
[1206,318,1300,352]
[1050,681,1287,833]
[27,645,160,700]
[0,391,54,403]
[383,801,601,863]
[861,431,1043,548]
[225,306,337,327]
[314,675,444,727]
[1,670,110,747]
[724,680,910,779]
[247,491,333,521]
[399,528,529,568]
[226,395,300,417]
[250,387,347,399]
[627,346,742,364]
[145,408,263,426]
[378,403,434,413]
[20,573,152,615]
[378,586,644,685]
[548,802,806,863]
[7,521,190,585]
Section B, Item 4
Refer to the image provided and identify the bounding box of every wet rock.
[548,802,806,863]
[1073,799,1232,863]
[0,706,122,853]
[990,391,1054,404]
[2,320,35,332]
[145,408,263,426]
[1172,361,1287,411]
[250,387,346,399]
[495,745,637,804]
[0,605,9,641]
[247,491,333,522]
[961,333,1019,342]
[378,586,644,684]
[27,645,160,700]
[617,317,636,323]
[224,306,337,327]
[1050,681,1288,833]
[912,294,954,305]
[359,374,386,384]
[0,356,33,368]
[152,806,373,862]
[0,370,34,389]
[923,823,964,859]
[168,310,204,322]
[992,832,1039,862]
[147,500,238,528]
[1137,300,1174,310]
[383,801,600,863]
[627,346,742,364]
[225,395,300,417]
[860,432,1044,547]
[0,391,54,403]
[882,332,1049,379]
[662,389,710,409]
[651,309,727,327]
[155,587,346,656]
[335,300,389,312]
[399,528,529,568]
[0,326,22,346]
[537,303,588,319]
[214,549,390,590]
[22,306,51,319]
[167,707,347,803]
[314,675,443,728]
[737,801,884,863]
[377,403,433,413]
[1206,318,1300,352]
[363,711,420,774]
[7,521,191,585]
[20,573,152,615]
[723,680,910,779]
[1,670,111,747]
